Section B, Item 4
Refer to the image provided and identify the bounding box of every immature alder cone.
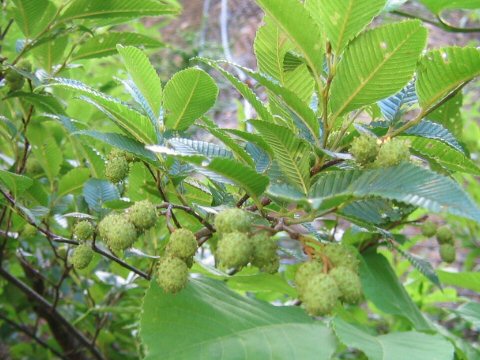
[71,244,94,270]
[127,200,157,231]
[294,260,324,293]
[436,225,453,244]
[105,152,129,183]
[350,135,379,166]
[214,208,250,234]
[73,220,94,242]
[374,138,410,168]
[329,266,362,304]
[439,244,456,263]
[165,228,198,260]
[421,221,437,238]
[156,256,189,294]
[322,244,359,273]
[251,232,279,273]
[216,231,252,269]
[98,214,137,252]
[301,273,340,316]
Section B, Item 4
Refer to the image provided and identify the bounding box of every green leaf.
[255,0,324,82]
[330,20,427,118]
[50,78,156,144]
[205,158,269,198]
[0,170,33,196]
[409,137,480,175]
[76,130,158,163]
[6,92,66,115]
[228,63,320,142]
[378,81,417,124]
[83,179,120,212]
[140,277,337,360]
[437,271,480,293]
[12,0,57,38]
[333,318,453,360]
[203,126,255,167]
[389,242,441,289]
[59,0,180,22]
[360,250,432,331]
[406,120,463,153]
[306,0,386,55]
[58,168,90,198]
[416,47,480,111]
[164,68,218,131]
[428,93,463,137]
[167,138,233,158]
[72,33,163,61]
[32,35,68,71]
[196,57,273,122]
[309,163,480,223]
[419,0,480,14]
[254,19,314,105]
[454,302,480,328]
[117,45,162,119]
[31,137,63,183]
[251,120,311,194]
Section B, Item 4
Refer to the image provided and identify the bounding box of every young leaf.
[255,0,324,83]
[378,81,417,124]
[163,68,218,131]
[330,20,427,118]
[31,137,63,183]
[73,33,163,61]
[309,163,480,223]
[140,277,337,360]
[416,47,480,111]
[117,45,162,119]
[59,0,180,22]
[251,120,311,194]
[306,0,386,55]
[167,138,233,159]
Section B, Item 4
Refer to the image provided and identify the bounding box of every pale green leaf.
[164,68,218,131]
[140,277,337,360]
[32,35,68,71]
[437,271,480,293]
[117,45,162,119]
[72,33,163,61]
[306,0,386,55]
[330,20,427,118]
[416,47,480,111]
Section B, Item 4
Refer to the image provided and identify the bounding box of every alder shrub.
[0,0,479,359]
